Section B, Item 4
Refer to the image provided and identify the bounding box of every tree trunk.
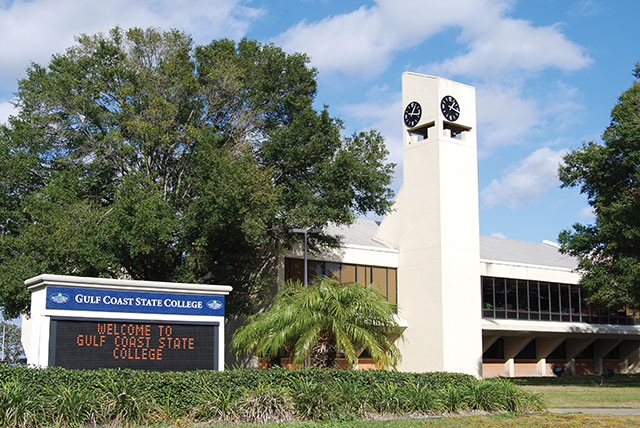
[312,330,336,368]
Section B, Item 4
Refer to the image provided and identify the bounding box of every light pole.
[1,318,4,362]
[289,227,321,285]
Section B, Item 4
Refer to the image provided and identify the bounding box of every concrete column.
[503,336,533,377]
[624,347,640,373]
[535,337,565,376]
[594,339,622,374]
[619,340,640,373]
[505,358,515,377]
[565,338,594,376]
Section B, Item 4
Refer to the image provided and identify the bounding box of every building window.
[285,258,398,305]
[480,276,639,326]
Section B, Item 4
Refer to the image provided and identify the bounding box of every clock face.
[440,95,460,122]
[403,101,422,127]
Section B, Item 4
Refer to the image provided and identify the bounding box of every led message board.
[50,319,218,371]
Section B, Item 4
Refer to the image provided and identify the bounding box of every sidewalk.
[550,408,640,415]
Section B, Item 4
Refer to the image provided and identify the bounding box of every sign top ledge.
[25,274,233,295]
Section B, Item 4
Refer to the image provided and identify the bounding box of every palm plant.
[231,277,402,369]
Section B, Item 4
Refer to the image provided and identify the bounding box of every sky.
[0,0,639,245]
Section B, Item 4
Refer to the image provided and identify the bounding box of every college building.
[281,72,640,377]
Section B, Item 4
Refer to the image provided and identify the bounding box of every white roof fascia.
[25,274,233,295]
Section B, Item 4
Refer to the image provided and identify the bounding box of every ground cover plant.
[216,413,640,428]
[0,367,543,427]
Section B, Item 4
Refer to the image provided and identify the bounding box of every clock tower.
[375,73,482,376]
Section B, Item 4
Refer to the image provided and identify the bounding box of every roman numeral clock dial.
[403,101,422,127]
[440,95,460,121]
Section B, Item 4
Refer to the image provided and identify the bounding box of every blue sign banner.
[45,286,225,316]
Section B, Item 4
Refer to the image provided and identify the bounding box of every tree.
[559,63,640,309]
[0,321,23,363]
[231,277,402,369]
[0,27,395,319]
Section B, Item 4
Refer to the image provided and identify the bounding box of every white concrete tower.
[375,73,482,376]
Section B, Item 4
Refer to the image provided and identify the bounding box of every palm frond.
[231,277,403,369]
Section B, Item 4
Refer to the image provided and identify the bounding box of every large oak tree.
[0,27,395,318]
[559,63,640,310]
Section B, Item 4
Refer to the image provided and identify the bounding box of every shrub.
[234,383,296,423]
[46,385,100,426]
[190,383,238,422]
[401,382,443,414]
[0,379,42,428]
[489,378,546,412]
[0,366,543,426]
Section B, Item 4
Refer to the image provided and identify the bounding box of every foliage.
[0,27,395,318]
[0,366,543,426]
[235,383,296,424]
[559,63,640,308]
[231,277,402,369]
[0,321,23,362]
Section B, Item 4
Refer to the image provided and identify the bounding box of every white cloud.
[489,232,507,239]
[476,83,539,154]
[274,0,511,77]
[0,0,263,89]
[480,147,567,209]
[274,0,590,160]
[428,18,591,80]
[474,81,583,155]
[573,0,604,16]
[579,206,595,220]
[0,99,18,125]
[275,0,590,80]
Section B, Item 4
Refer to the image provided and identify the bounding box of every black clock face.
[440,95,460,122]
[403,101,422,127]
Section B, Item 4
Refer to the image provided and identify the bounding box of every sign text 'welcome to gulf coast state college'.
[45,286,224,371]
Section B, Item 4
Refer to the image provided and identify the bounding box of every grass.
[521,385,640,409]
[512,374,640,386]
[66,413,640,427]
[513,375,640,409]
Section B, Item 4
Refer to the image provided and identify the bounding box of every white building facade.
[283,73,640,377]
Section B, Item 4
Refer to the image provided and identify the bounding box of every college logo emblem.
[49,293,70,304]
[206,300,222,310]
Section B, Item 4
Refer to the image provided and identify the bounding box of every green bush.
[0,366,543,426]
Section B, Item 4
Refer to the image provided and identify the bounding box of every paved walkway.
[550,408,640,415]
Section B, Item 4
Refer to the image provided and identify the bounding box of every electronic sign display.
[50,319,218,371]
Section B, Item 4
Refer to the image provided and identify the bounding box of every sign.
[45,286,225,316]
[50,319,218,371]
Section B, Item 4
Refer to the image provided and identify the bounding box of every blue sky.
[1,0,639,244]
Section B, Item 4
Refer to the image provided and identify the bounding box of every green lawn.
[522,385,640,408]
[512,375,640,409]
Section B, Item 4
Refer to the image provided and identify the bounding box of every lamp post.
[289,227,322,285]
[0,315,4,362]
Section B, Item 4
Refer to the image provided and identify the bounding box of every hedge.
[0,366,544,426]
